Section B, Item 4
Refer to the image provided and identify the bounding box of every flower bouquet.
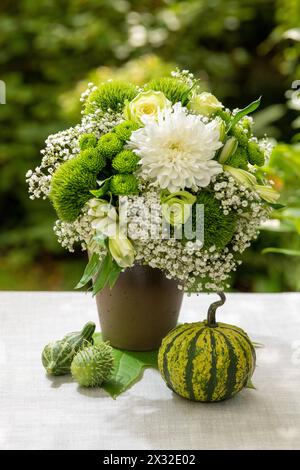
[27,69,278,352]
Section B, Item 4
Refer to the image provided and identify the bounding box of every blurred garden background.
[0,0,300,291]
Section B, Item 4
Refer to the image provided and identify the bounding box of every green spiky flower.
[84,80,138,114]
[71,343,114,388]
[247,141,265,166]
[50,160,97,222]
[193,191,237,250]
[79,133,97,150]
[230,125,249,148]
[240,116,253,133]
[77,148,106,173]
[226,147,248,170]
[112,150,140,174]
[97,133,123,159]
[110,173,139,195]
[113,120,140,142]
[145,77,190,105]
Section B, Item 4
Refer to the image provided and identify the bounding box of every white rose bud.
[109,232,135,268]
[124,90,171,123]
[218,137,238,164]
[254,185,280,203]
[188,92,223,116]
[223,165,257,188]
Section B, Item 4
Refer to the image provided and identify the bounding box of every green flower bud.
[79,133,97,150]
[218,137,238,164]
[224,165,257,188]
[97,133,123,159]
[254,185,280,203]
[216,118,226,142]
[112,150,140,174]
[113,120,140,142]
[247,141,265,166]
[110,174,139,195]
[78,148,106,173]
[109,232,135,268]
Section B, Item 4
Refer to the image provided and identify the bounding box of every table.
[0,291,300,450]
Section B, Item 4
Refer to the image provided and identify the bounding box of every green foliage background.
[0,0,300,291]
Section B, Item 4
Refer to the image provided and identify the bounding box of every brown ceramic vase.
[95,264,183,351]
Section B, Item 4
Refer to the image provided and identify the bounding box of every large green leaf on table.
[93,333,158,399]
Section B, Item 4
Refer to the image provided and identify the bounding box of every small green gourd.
[42,322,96,376]
[71,343,114,387]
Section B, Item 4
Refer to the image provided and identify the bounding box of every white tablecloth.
[0,291,300,450]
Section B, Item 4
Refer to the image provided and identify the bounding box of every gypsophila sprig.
[26,70,279,294]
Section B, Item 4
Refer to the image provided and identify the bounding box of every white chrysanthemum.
[128,103,223,192]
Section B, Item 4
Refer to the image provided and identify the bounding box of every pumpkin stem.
[206,292,226,327]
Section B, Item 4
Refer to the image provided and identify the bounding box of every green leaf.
[262,247,300,256]
[227,96,261,132]
[75,253,101,289]
[92,253,113,295]
[94,333,158,399]
[108,262,122,288]
[90,178,111,198]
[93,234,107,247]
[267,203,286,210]
[181,79,200,105]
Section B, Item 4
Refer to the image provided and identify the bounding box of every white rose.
[124,90,171,123]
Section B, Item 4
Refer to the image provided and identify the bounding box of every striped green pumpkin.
[158,293,255,402]
[42,322,96,376]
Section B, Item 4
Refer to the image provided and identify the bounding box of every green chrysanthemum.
[240,116,253,133]
[193,191,237,250]
[110,173,139,195]
[145,77,190,105]
[71,343,114,388]
[227,147,248,170]
[77,148,106,173]
[112,150,140,174]
[247,141,265,166]
[113,120,140,142]
[84,80,138,114]
[97,133,123,159]
[230,125,249,148]
[50,160,97,222]
[79,133,97,150]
